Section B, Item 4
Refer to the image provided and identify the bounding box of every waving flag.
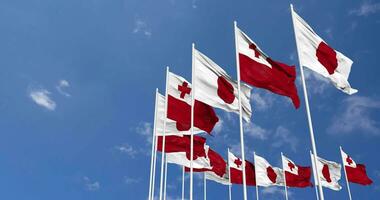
[311,154,342,191]
[186,148,230,185]
[340,148,373,185]
[282,155,312,187]
[228,151,256,185]
[157,135,210,169]
[291,8,357,94]
[254,154,284,187]
[155,92,202,136]
[167,72,219,134]
[193,48,252,122]
[235,26,300,108]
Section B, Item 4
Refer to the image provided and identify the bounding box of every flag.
[167,72,219,134]
[282,155,312,187]
[311,154,342,191]
[235,27,300,108]
[186,148,230,185]
[228,151,256,185]
[157,135,211,169]
[193,48,252,121]
[291,8,357,95]
[254,154,284,187]
[155,92,202,136]
[340,148,373,185]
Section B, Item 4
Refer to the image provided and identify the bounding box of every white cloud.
[83,176,100,191]
[124,177,141,184]
[136,122,153,143]
[328,96,380,135]
[251,91,275,111]
[56,79,71,97]
[133,19,152,37]
[212,119,223,135]
[261,187,292,198]
[115,143,138,158]
[302,69,330,95]
[29,88,56,111]
[244,122,269,140]
[272,126,299,152]
[350,1,380,16]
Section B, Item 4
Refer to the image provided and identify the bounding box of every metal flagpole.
[182,166,185,200]
[310,151,320,200]
[228,148,232,200]
[148,89,159,200]
[290,4,324,200]
[151,129,158,200]
[281,153,289,200]
[164,159,168,200]
[233,21,248,200]
[204,173,207,200]
[159,67,170,200]
[254,152,259,200]
[190,43,196,200]
[340,146,353,200]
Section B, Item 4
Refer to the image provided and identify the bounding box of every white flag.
[194,48,252,121]
[311,153,342,191]
[292,8,357,94]
[254,154,284,187]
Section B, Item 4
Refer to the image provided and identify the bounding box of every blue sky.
[0,0,379,199]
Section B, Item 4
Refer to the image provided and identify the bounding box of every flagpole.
[340,146,353,200]
[159,67,170,200]
[182,166,185,200]
[204,173,207,200]
[281,152,289,200]
[254,152,259,200]
[290,4,324,200]
[234,20,248,200]
[151,129,158,200]
[148,89,159,200]
[228,148,232,200]
[310,151,320,200]
[190,43,196,200]
[164,158,168,200]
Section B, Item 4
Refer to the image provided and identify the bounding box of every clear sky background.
[0,0,379,199]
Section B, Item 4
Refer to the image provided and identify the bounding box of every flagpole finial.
[290,4,294,10]
[156,88,158,93]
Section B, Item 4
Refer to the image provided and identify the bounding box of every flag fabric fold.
[282,155,312,187]
[254,154,284,187]
[311,154,342,191]
[167,72,219,134]
[228,151,256,186]
[291,8,357,95]
[157,135,211,169]
[341,148,373,185]
[193,48,252,122]
[236,27,300,108]
[186,148,230,185]
[155,92,203,136]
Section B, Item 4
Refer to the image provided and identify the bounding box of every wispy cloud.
[251,91,275,111]
[29,88,56,111]
[124,176,141,184]
[133,19,152,37]
[114,143,138,158]
[191,0,198,9]
[350,1,380,16]
[213,119,223,135]
[328,96,380,135]
[272,126,299,152]
[244,122,269,140]
[136,122,153,143]
[261,187,292,198]
[56,79,71,97]
[83,176,100,191]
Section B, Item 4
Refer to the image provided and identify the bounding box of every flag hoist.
[233,21,249,200]
[290,4,324,200]
[159,67,170,200]
[149,89,162,200]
